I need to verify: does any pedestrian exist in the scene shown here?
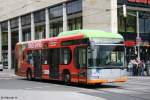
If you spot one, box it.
[139,60,145,76]
[128,60,133,76]
[136,57,142,76]
[132,59,138,76]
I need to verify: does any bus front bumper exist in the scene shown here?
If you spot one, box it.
[87,76,128,84]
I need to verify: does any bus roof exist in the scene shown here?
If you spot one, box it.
[16,30,123,45]
[58,30,123,39]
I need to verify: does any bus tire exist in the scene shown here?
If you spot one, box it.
[27,69,32,81]
[63,72,71,84]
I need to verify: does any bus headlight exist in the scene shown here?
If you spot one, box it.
[87,69,101,79]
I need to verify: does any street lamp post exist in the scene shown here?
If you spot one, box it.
[136,11,140,59]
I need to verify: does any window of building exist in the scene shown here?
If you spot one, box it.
[49,5,63,19]
[118,9,136,33]
[117,0,124,4]
[23,28,31,41]
[139,12,150,33]
[21,14,31,26]
[60,48,72,65]
[10,18,18,29]
[34,10,45,23]
[1,22,8,46]
[67,0,82,15]
[1,21,8,31]
[50,21,63,37]
[35,25,45,40]
[68,17,82,30]
[74,47,87,69]
[2,32,8,46]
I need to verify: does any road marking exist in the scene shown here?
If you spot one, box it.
[100,88,141,94]
[34,87,43,89]
[25,88,33,90]
[0,77,12,80]
[127,81,150,86]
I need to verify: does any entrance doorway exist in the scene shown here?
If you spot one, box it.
[11,31,18,69]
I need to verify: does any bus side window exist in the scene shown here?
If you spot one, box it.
[60,48,72,65]
[27,51,33,65]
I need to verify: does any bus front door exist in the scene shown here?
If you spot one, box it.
[33,50,42,79]
[49,49,60,80]
[75,46,87,83]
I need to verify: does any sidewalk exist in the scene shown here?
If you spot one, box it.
[0,69,16,79]
[128,76,150,79]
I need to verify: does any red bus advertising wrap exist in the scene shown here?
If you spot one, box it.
[15,30,127,85]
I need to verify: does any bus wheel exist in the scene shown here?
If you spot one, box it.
[63,73,71,84]
[27,69,32,81]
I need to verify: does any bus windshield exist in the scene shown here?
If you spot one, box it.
[88,45,124,68]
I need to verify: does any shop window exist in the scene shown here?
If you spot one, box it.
[60,48,72,65]
[49,5,63,19]
[67,0,82,14]
[74,47,87,69]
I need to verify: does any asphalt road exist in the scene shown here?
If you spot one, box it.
[0,76,150,100]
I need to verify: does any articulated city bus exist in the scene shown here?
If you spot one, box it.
[15,30,127,84]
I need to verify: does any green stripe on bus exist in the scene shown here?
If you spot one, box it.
[58,30,123,39]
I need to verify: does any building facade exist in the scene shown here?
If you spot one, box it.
[118,0,150,63]
[0,0,149,69]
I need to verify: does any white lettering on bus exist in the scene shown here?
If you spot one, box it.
[28,42,43,49]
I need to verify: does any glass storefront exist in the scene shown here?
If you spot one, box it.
[118,1,150,62]
[1,21,8,67]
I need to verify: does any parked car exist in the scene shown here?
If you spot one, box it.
[0,61,3,71]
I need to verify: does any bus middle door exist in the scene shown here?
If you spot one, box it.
[33,50,42,79]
